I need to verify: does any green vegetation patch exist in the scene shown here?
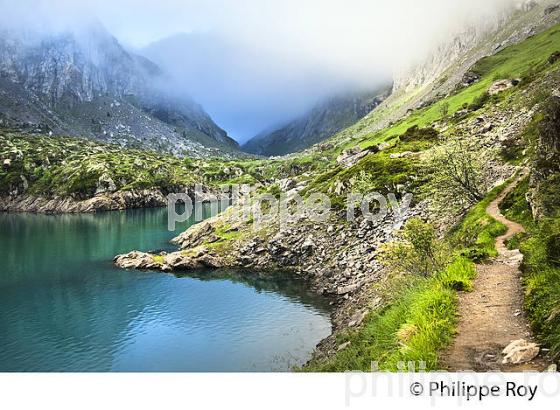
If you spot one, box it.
[306,257,476,371]
[306,179,515,372]
[501,177,560,359]
[346,23,560,156]
[152,255,165,265]
[304,153,416,197]
[0,132,327,199]
[449,184,508,262]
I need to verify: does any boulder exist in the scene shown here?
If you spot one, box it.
[198,254,223,268]
[164,252,196,269]
[390,151,414,159]
[544,4,560,15]
[114,251,159,270]
[317,143,334,151]
[488,79,519,95]
[95,173,117,194]
[453,109,469,119]
[460,71,480,88]
[336,146,377,168]
[480,123,494,133]
[301,236,315,255]
[337,283,360,295]
[171,218,217,249]
[502,339,540,364]
[278,178,297,191]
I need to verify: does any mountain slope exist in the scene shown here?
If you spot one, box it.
[242,89,390,156]
[113,8,560,371]
[316,0,560,150]
[0,25,240,157]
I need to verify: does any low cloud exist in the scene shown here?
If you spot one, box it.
[0,0,519,141]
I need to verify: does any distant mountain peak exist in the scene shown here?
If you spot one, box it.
[0,24,240,158]
[241,88,391,156]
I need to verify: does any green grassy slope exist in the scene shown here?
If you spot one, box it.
[315,22,560,155]
[305,182,508,371]
[305,21,560,372]
[0,130,338,198]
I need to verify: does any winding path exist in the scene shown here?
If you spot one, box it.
[441,174,547,371]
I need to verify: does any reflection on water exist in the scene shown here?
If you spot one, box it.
[0,207,332,372]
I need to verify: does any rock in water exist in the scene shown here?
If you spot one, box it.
[114,251,160,270]
[502,339,540,364]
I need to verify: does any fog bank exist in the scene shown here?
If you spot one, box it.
[0,0,519,141]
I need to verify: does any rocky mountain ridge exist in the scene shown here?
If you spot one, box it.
[0,25,240,157]
[297,0,560,159]
[242,89,390,156]
[392,0,554,93]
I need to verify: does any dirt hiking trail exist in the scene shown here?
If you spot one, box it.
[441,175,548,371]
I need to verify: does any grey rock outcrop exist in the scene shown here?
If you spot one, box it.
[336,146,376,168]
[0,24,239,157]
[0,189,167,213]
[116,198,424,297]
[488,79,520,95]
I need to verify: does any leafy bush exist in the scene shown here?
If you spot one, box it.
[468,92,490,111]
[541,219,560,267]
[521,228,560,358]
[399,125,439,143]
[426,139,487,214]
[380,218,451,277]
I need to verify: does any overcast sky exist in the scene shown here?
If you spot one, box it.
[0,0,517,141]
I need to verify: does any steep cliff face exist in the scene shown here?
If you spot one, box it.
[242,89,390,156]
[392,12,515,93]
[0,26,152,103]
[0,25,239,157]
[392,0,560,101]
[338,0,560,143]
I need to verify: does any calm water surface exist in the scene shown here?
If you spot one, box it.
[0,206,332,371]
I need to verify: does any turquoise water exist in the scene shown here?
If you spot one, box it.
[0,207,332,371]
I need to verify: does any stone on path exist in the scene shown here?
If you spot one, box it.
[502,339,540,364]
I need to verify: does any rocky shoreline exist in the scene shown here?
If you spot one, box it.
[0,189,169,213]
[113,200,425,363]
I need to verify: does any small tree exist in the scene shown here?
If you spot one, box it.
[379,218,450,277]
[426,139,486,213]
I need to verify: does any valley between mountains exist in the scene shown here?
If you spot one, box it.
[2,1,560,372]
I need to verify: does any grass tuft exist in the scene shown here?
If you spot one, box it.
[305,257,476,371]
